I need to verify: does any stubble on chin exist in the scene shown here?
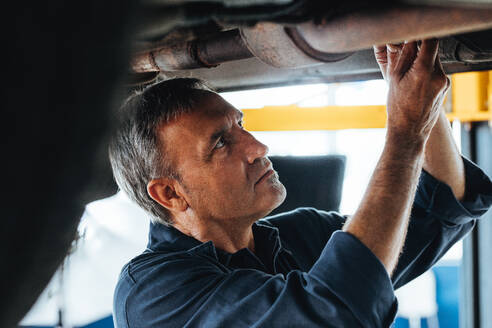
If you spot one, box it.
[268,171,287,204]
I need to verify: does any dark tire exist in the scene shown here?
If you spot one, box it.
[1,1,137,326]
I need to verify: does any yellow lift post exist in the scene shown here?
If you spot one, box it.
[242,72,492,132]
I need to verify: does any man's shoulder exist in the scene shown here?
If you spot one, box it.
[114,246,226,327]
[119,244,224,286]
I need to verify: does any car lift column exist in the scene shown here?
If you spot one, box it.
[452,71,492,328]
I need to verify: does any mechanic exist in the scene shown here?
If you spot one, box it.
[110,39,492,327]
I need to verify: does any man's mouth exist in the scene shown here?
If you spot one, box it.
[255,166,274,186]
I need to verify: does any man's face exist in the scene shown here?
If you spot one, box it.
[158,92,286,223]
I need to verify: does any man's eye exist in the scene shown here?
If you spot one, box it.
[238,120,244,128]
[215,136,226,149]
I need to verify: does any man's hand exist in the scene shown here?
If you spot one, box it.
[343,39,450,275]
[376,40,465,200]
[374,40,450,143]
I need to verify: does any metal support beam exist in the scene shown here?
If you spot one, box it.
[242,105,387,131]
[475,123,492,328]
[460,122,480,328]
[460,121,492,328]
[242,103,471,132]
[241,71,492,132]
[450,72,492,122]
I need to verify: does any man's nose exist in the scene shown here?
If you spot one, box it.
[243,131,269,164]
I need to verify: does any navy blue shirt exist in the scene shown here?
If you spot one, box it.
[113,157,492,328]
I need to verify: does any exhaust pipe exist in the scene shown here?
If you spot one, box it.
[131,5,492,73]
[292,5,492,54]
[131,29,253,73]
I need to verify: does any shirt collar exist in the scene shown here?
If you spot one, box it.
[147,221,203,253]
[147,220,282,273]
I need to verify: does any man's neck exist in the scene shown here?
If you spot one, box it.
[173,214,256,254]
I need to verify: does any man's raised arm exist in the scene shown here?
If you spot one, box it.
[343,39,449,275]
[423,108,465,200]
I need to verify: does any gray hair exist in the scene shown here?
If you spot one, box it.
[109,78,212,226]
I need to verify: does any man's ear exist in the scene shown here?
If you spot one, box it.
[147,178,189,213]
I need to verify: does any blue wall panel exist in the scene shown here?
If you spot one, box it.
[393,265,460,328]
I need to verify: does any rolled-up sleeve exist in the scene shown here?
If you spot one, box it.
[124,232,396,328]
[415,156,492,224]
[308,231,397,327]
[392,156,492,288]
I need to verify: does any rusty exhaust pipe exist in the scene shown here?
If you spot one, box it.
[292,5,492,54]
[131,29,253,73]
[131,5,492,73]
